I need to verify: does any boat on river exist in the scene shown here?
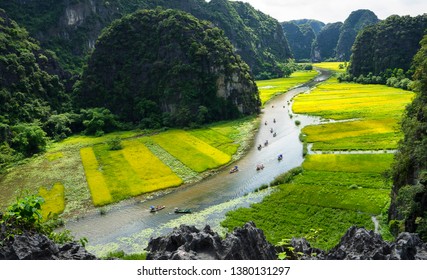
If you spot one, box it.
[174,208,192,214]
[150,205,165,213]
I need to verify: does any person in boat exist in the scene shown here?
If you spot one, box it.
[273,132,277,137]
[265,121,267,125]
[278,154,283,161]
[264,140,268,146]
[270,128,273,133]
[256,163,264,170]
[257,144,262,150]
[230,165,239,173]
[273,118,276,123]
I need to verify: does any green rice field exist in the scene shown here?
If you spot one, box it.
[257,70,318,104]
[294,78,414,150]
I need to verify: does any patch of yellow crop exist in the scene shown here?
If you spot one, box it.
[313,62,347,72]
[303,154,394,173]
[80,147,113,206]
[39,182,65,220]
[257,70,318,104]
[151,130,231,172]
[293,78,414,120]
[120,139,182,194]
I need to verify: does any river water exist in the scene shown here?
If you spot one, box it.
[65,69,331,255]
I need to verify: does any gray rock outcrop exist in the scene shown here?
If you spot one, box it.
[146,222,276,260]
[0,231,96,260]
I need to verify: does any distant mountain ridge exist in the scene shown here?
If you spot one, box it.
[0,0,292,77]
[281,10,378,62]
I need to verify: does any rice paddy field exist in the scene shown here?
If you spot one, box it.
[222,75,413,251]
[0,117,257,216]
[222,153,394,250]
[294,78,414,150]
[257,70,318,104]
[312,62,348,73]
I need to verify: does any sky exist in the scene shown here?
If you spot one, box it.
[229,0,426,23]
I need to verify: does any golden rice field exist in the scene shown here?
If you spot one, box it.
[257,70,318,104]
[295,78,414,150]
[312,62,348,73]
[150,130,231,173]
[39,182,65,220]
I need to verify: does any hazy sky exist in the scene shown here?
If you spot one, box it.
[230,0,426,23]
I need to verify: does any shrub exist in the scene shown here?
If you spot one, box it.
[107,137,122,151]
[270,167,303,186]
[10,123,47,157]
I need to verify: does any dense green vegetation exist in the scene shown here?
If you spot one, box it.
[0,0,292,77]
[289,19,325,35]
[311,22,343,62]
[347,14,427,84]
[335,9,378,61]
[281,22,316,61]
[77,9,260,127]
[0,9,71,168]
[389,35,427,240]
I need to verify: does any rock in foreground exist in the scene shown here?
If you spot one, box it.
[0,232,96,260]
[146,222,276,260]
[147,223,427,260]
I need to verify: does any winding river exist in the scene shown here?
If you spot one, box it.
[65,69,332,255]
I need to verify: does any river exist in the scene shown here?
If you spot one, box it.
[65,69,332,255]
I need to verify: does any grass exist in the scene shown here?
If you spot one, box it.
[257,70,318,104]
[39,182,65,220]
[150,130,231,172]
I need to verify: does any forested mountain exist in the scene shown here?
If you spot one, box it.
[281,22,316,61]
[0,9,71,165]
[0,0,291,78]
[349,14,427,77]
[389,35,427,240]
[289,19,325,35]
[311,22,343,62]
[77,9,260,127]
[335,9,379,61]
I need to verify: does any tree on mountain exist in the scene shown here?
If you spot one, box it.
[390,34,427,240]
